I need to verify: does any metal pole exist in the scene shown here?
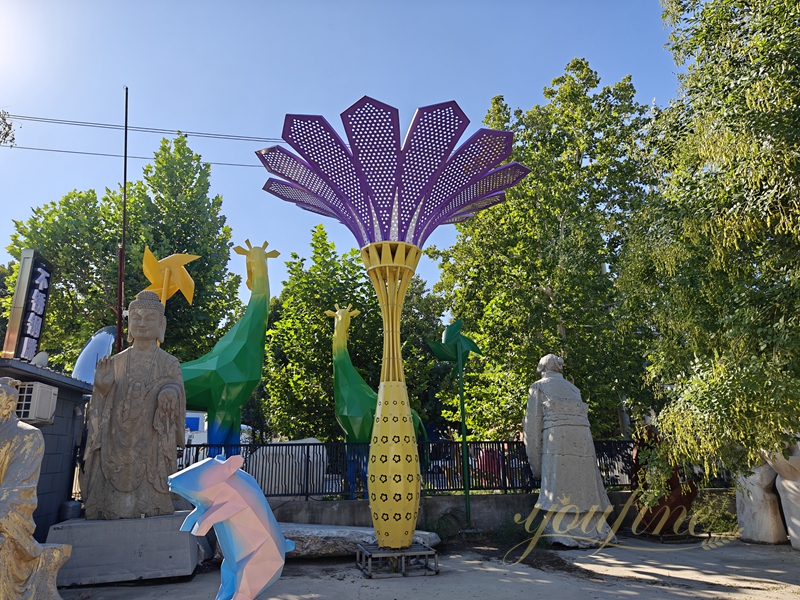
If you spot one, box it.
[458,345,471,528]
[116,86,128,353]
[304,443,310,501]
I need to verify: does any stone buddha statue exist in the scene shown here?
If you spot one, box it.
[80,291,186,520]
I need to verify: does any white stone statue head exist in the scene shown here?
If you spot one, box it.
[127,290,167,344]
[537,354,564,376]
[0,377,21,421]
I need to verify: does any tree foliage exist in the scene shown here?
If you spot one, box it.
[432,59,656,440]
[3,135,241,369]
[260,225,447,441]
[619,0,800,477]
[0,262,12,344]
[0,110,14,146]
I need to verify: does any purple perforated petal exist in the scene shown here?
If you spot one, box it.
[411,129,513,241]
[257,147,370,246]
[442,192,506,224]
[282,114,380,241]
[257,146,341,207]
[414,163,530,247]
[263,179,368,247]
[341,97,401,241]
[260,97,529,249]
[397,101,469,240]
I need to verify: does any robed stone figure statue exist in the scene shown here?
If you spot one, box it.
[81,290,186,520]
[524,354,614,547]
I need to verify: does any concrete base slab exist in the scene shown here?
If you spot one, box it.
[278,522,440,557]
[46,511,198,586]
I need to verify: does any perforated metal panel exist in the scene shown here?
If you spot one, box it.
[409,129,513,245]
[396,102,468,240]
[442,192,507,224]
[416,162,530,247]
[342,97,401,241]
[283,115,378,241]
[259,96,530,247]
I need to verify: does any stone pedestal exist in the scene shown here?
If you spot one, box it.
[46,510,197,585]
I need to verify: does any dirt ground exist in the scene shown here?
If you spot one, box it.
[60,534,800,600]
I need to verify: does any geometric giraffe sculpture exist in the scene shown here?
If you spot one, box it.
[326,303,426,499]
[181,240,279,452]
[326,303,426,444]
[326,303,377,443]
[259,96,530,547]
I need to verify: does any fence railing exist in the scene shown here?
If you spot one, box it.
[178,439,635,499]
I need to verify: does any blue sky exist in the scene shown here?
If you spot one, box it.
[1,1,678,299]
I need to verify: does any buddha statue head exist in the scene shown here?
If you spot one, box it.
[127,291,166,344]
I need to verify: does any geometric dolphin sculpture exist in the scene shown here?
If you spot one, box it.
[168,455,294,600]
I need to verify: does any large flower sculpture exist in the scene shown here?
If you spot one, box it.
[258,97,529,548]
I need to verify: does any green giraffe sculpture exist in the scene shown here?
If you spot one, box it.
[181,240,279,452]
[325,304,426,442]
[326,304,425,498]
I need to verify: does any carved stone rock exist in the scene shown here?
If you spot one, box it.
[524,354,614,548]
[0,377,71,599]
[738,443,800,550]
[80,290,186,520]
[278,523,440,558]
[736,464,788,545]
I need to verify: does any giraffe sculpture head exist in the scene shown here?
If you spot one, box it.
[233,240,280,292]
[325,303,360,349]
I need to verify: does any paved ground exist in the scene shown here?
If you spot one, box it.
[59,536,800,600]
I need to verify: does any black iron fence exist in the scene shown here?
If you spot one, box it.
[178,439,635,499]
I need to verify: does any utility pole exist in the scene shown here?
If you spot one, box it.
[116,87,128,353]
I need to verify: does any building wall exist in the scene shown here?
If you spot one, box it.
[33,392,86,540]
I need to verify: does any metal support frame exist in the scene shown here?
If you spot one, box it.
[356,542,439,578]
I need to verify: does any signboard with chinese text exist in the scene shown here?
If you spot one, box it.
[1,249,54,362]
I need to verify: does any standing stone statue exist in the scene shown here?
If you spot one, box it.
[0,377,71,600]
[524,354,614,547]
[80,290,186,520]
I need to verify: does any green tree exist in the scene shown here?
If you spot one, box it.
[620,0,800,478]
[0,262,13,344]
[261,225,446,441]
[0,110,14,146]
[4,135,241,369]
[432,59,655,440]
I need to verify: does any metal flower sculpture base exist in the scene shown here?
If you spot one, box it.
[258,96,530,549]
[362,241,421,547]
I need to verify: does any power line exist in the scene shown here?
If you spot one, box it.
[8,114,283,144]
[0,144,262,168]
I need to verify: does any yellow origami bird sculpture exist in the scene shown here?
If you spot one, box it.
[142,246,200,305]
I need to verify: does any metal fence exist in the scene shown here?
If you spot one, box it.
[178,439,635,499]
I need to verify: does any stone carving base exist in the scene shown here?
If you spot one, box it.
[541,513,615,549]
[45,511,197,585]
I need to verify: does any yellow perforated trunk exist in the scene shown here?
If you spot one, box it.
[361,241,421,549]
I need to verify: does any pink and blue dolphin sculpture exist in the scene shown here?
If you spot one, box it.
[168,454,294,600]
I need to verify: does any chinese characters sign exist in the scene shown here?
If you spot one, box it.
[1,250,54,362]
